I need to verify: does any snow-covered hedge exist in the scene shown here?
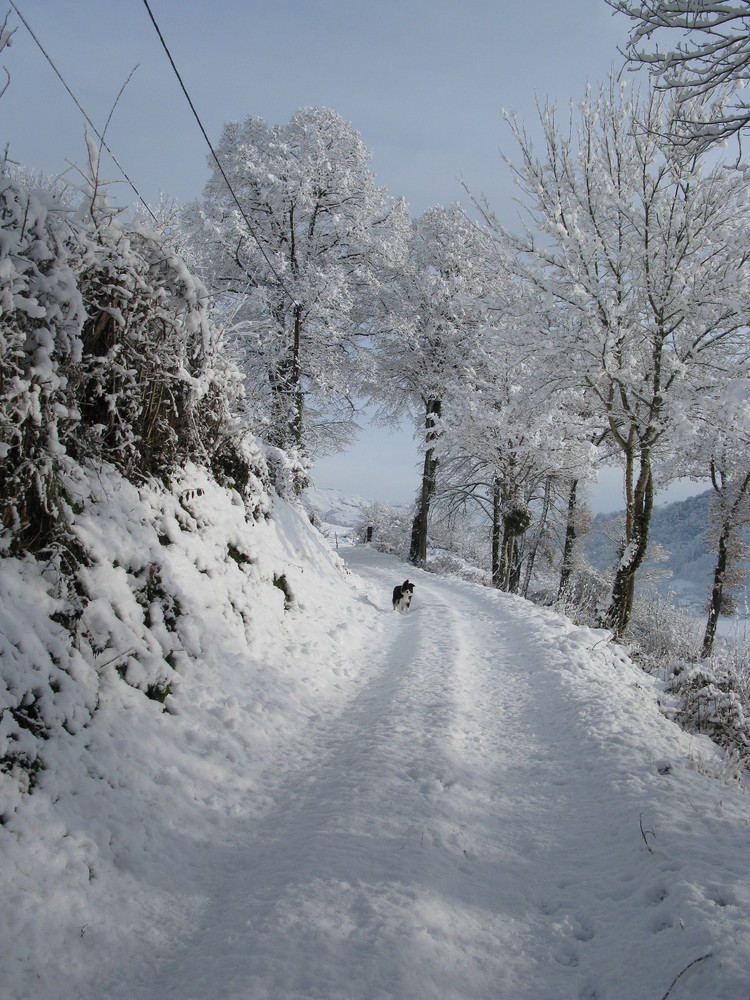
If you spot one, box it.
[0,176,84,550]
[0,163,251,556]
[0,163,273,786]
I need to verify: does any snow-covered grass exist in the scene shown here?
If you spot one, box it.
[625,589,706,673]
[2,477,750,999]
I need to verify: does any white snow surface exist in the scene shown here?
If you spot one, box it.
[2,472,750,1000]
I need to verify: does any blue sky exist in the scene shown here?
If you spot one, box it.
[2,1,703,511]
[3,1,623,217]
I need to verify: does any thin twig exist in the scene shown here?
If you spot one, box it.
[89,64,140,220]
[591,632,614,651]
[660,952,713,1000]
[639,811,655,853]
[96,647,136,671]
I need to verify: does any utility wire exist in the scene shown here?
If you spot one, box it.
[7,0,158,222]
[141,0,297,305]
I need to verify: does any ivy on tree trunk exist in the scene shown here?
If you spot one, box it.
[409,397,441,566]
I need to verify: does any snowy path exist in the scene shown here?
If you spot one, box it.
[91,547,749,1000]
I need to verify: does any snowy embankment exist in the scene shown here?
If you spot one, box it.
[2,473,750,1000]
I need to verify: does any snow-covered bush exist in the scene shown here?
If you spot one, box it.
[0,549,99,789]
[626,590,704,674]
[0,160,276,787]
[0,161,251,555]
[210,430,270,519]
[263,444,309,499]
[0,175,85,552]
[555,562,611,627]
[425,550,489,585]
[666,662,750,769]
[712,613,750,706]
[71,187,235,483]
[356,501,412,556]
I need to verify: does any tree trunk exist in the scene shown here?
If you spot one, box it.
[498,517,515,592]
[496,494,531,593]
[409,398,441,566]
[491,479,502,588]
[267,303,304,451]
[702,523,729,660]
[557,478,579,600]
[522,477,552,598]
[290,303,304,447]
[508,537,523,594]
[603,447,653,637]
[701,464,750,659]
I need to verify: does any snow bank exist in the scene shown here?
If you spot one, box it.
[0,462,368,999]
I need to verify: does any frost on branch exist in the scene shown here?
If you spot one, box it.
[606,0,750,152]
[72,210,229,482]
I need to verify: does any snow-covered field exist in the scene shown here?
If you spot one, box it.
[2,475,750,999]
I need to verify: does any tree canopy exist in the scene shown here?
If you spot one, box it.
[185,107,409,460]
[607,0,750,152]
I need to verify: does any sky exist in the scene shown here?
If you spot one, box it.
[0,0,704,512]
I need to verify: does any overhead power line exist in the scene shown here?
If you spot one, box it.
[7,0,158,222]
[141,0,297,304]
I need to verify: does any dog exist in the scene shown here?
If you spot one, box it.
[392,579,415,613]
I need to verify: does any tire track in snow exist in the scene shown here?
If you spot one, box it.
[118,551,547,1000]
[225,552,558,1000]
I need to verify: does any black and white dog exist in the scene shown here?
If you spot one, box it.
[392,579,415,613]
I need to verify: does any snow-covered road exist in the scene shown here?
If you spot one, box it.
[86,545,750,1000]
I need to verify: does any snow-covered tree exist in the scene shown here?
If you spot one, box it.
[676,380,750,658]
[368,204,495,566]
[185,107,408,464]
[606,0,750,152]
[436,317,597,594]
[483,78,750,634]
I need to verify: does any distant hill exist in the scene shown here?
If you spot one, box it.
[302,485,373,529]
[585,490,749,609]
